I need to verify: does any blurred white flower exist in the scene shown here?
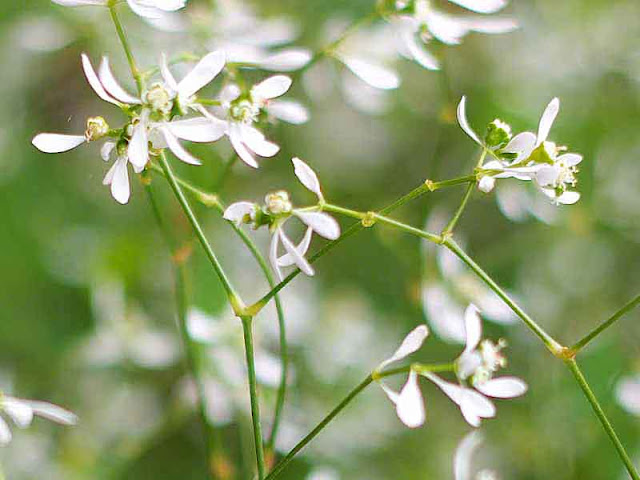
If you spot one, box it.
[615,375,640,416]
[0,395,77,446]
[225,158,340,279]
[391,0,517,71]
[454,431,500,480]
[52,0,186,20]
[375,325,429,428]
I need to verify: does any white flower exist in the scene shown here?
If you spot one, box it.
[213,76,307,167]
[224,158,340,279]
[454,431,500,480]
[375,325,429,428]
[0,395,77,446]
[51,0,186,20]
[457,96,582,205]
[392,0,517,71]
[616,375,640,416]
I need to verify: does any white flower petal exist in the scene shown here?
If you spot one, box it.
[378,325,429,371]
[151,0,185,12]
[160,53,179,92]
[25,401,78,425]
[395,371,425,428]
[422,284,466,344]
[457,96,482,145]
[2,398,33,428]
[341,56,400,90]
[279,229,314,276]
[534,165,560,187]
[277,227,313,268]
[536,97,560,145]
[32,133,85,153]
[555,190,580,205]
[260,49,312,72]
[219,84,241,105]
[126,0,162,19]
[616,376,640,416]
[100,141,116,161]
[478,176,496,193]
[81,53,119,105]
[292,157,322,199]
[178,50,226,99]
[229,127,258,168]
[448,0,508,14]
[459,389,496,426]
[103,157,130,204]
[223,202,255,224]
[0,417,12,446]
[475,377,528,398]
[251,75,292,101]
[454,431,483,480]
[464,16,519,35]
[402,29,440,71]
[379,382,400,404]
[558,152,583,167]
[128,121,149,172]
[52,0,105,5]
[502,131,536,156]
[267,100,310,125]
[294,211,340,240]
[240,125,279,158]
[167,117,226,142]
[269,230,283,281]
[162,128,202,165]
[426,10,469,45]
[98,57,141,104]
[463,304,482,354]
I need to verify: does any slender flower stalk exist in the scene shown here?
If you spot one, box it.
[572,294,640,353]
[108,5,142,93]
[240,316,266,480]
[566,360,640,480]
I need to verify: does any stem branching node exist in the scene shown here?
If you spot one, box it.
[361,211,377,227]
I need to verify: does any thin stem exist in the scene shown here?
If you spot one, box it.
[379,175,475,214]
[266,363,453,479]
[444,238,563,355]
[572,294,640,353]
[566,360,640,480]
[108,4,143,94]
[442,151,484,235]
[143,182,216,479]
[158,152,244,312]
[240,316,266,480]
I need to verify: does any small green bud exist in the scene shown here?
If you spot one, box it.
[484,119,512,149]
[528,141,557,165]
[85,116,109,142]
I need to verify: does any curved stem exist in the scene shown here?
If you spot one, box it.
[240,316,266,479]
[158,152,244,312]
[566,360,640,480]
[572,294,640,353]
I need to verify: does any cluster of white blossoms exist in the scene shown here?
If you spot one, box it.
[224,158,340,280]
[32,50,308,204]
[374,304,526,428]
[0,394,77,446]
[458,96,583,205]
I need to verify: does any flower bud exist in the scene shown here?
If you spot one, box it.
[265,191,292,216]
[145,83,173,115]
[84,116,109,142]
[484,119,512,149]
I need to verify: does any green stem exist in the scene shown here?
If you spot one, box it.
[143,182,216,479]
[266,363,453,479]
[442,151,485,235]
[158,152,244,313]
[443,238,562,355]
[379,175,475,214]
[566,360,640,480]
[240,316,266,480]
[572,294,640,353]
[108,4,143,94]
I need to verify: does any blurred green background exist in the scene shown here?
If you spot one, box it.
[0,0,639,478]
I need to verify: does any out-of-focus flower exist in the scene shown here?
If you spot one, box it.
[390,0,517,71]
[454,431,499,480]
[615,375,640,416]
[375,325,429,428]
[52,0,186,20]
[209,75,308,167]
[0,395,77,446]
[224,158,340,279]
[458,96,583,205]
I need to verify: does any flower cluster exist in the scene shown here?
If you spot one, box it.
[0,394,77,446]
[458,96,583,205]
[224,158,340,279]
[32,52,307,203]
[374,304,526,428]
